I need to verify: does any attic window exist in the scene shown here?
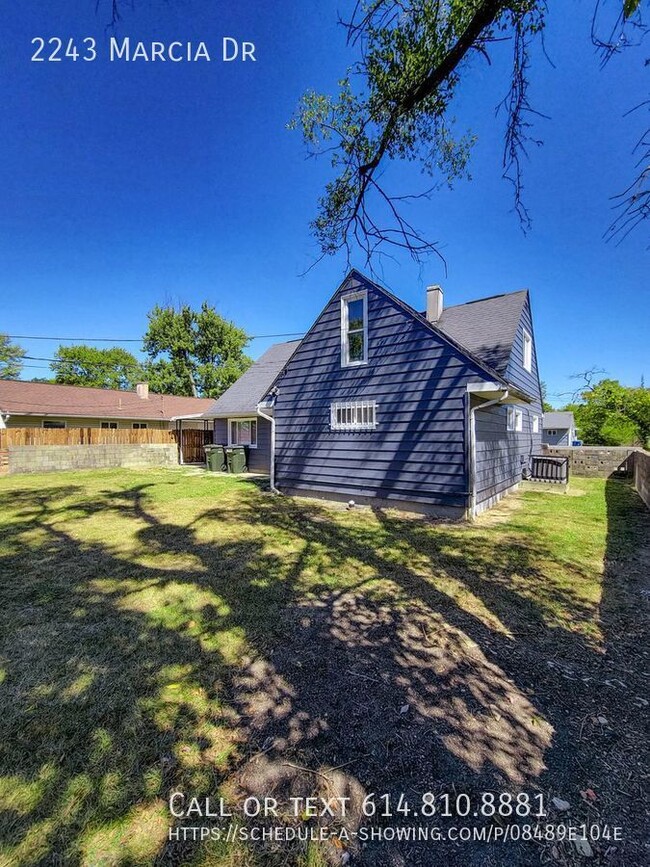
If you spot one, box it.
[341,291,367,367]
[523,329,532,372]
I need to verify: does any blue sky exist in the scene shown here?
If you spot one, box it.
[2,1,648,403]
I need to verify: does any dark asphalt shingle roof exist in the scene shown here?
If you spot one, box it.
[543,411,575,429]
[201,340,300,416]
[434,289,529,375]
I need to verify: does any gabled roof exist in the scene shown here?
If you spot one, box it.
[433,290,529,375]
[0,379,214,420]
[200,340,300,417]
[543,411,575,429]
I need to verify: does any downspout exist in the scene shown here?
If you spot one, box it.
[256,404,279,494]
[468,389,509,520]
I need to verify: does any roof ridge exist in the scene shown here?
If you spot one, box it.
[441,288,528,313]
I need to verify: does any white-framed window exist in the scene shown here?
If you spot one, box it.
[229,418,257,447]
[341,291,367,367]
[101,421,118,430]
[330,400,377,431]
[522,329,532,372]
[532,415,539,434]
[132,422,147,430]
[42,419,66,429]
[507,407,523,432]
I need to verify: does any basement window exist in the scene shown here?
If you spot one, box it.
[523,329,533,372]
[229,419,257,447]
[330,400,377,431]
[341,291,367,366]
[42,420,66,429]
[507,407,523,432]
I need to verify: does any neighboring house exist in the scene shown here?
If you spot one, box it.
[542,411,577,446]
[194,270,543,518]
[0,380,214,429]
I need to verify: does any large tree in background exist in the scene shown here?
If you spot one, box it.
[564,378,650,447]
[291,0,647,265]
[52,345,144,389]
[143,302,252,399]
[0,335,26,379]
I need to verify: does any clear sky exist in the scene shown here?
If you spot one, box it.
[2,1,648,403]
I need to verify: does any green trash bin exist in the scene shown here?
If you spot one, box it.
[225,446,247,474]
[205,445,226,472]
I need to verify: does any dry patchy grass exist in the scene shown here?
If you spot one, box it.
[0,469,647,866]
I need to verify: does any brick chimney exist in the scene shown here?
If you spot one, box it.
[136,382,149,400]
[426,285,443,323]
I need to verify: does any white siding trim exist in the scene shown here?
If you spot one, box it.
[340,290,368,367]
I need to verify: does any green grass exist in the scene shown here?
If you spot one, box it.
[0,468,647,866]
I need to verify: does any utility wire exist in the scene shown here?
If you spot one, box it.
[6,331,305,342]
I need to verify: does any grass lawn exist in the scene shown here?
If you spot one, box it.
[0,469,648,866]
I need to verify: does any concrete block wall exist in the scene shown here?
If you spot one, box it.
[7,443,178,475]
[542,445,638,478]
[633,451,650,510]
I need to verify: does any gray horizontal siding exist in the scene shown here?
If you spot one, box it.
[505,296,542,402]
[274,274,500,511]
[473,400,542,504]
[542,428,570,446]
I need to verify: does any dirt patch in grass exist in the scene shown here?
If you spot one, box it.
[0,470,648,866]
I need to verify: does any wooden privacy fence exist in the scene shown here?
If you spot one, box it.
[2,427,178,446]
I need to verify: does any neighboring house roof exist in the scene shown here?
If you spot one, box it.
[543,411,575,429]
[432,289,529,375]
[200,340,301,417]
[0,379,214,420]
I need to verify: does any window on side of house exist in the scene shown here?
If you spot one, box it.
[546,429,557,437]
[101,422,118,429]
[532,415,539,433]
[229,419,257,447]
[507,407,523,432]
[43,420,66,429]
[132,423,148,430]
[522,329,533,372]
[330,400,377,431]
[341,291,367,367]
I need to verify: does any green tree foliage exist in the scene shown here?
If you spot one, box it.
[143,302,252,399]
[568,379,650,447]
[52,345,144,390]
[0,334,26,379]
[292,0,648,263]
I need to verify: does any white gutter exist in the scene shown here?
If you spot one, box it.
[468,388,509,520]
[256,403,279,494]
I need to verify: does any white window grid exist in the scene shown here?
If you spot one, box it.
[330,400,377,431]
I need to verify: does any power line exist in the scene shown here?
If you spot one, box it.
[6,331,305,343]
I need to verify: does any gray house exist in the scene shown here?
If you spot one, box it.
[196,270,543,518]
[542,411,577,446]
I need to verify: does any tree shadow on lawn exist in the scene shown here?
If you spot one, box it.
[0,476,647,866]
